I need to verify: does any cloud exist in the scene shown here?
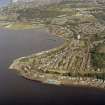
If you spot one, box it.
[12,0,18,2]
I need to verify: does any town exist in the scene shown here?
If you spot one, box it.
[7,0,105,89]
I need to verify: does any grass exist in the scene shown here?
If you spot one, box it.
[6,23,34,30]
[0,15,8,20]
[0,22,45,30]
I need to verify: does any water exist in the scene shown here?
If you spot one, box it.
[0,28,105,105]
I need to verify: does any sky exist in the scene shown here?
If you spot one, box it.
[0,0,9,6]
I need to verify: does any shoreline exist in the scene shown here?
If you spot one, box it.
[10,60,105,89]
[9,38,105,89]
[8,11,105,89]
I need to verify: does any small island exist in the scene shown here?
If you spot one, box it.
[2,0,105,89]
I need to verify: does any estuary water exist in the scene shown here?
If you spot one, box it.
[0,28,105,105]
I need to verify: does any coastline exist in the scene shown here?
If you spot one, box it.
[7,8,105,89]
[9,38,105,89]
[9,57,105,89]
